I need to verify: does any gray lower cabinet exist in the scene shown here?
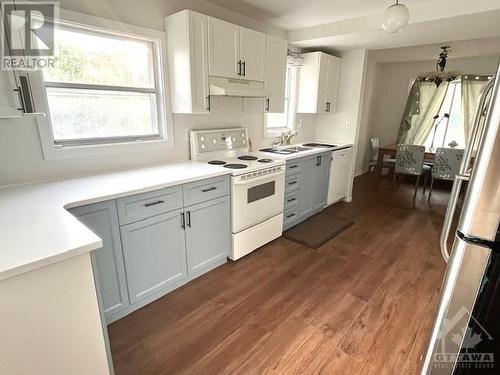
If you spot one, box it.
[284,152,331,230]
[69,201,130,323]
[120,208,188,304]
[185,196,230,278]
[69,175,231,325]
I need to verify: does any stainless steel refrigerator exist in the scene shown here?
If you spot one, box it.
[421,64,500,374]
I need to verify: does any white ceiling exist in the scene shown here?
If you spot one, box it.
[205,0,500,52]
[205,0,432,30]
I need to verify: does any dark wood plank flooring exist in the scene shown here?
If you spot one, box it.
[108,174,450,374]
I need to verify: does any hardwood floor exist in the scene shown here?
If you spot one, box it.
[108,174,450,374]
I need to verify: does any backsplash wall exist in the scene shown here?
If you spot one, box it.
[0,97,316,186]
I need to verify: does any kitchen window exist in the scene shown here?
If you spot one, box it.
[264,67,297,136]
[32,11,172,159]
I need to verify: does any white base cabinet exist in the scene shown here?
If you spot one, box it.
[296,51,341,114]
[327,147,353,205]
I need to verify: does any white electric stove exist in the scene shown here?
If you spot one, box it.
[190,128,285,260]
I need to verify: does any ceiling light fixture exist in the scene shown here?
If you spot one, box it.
[382,0,409,33]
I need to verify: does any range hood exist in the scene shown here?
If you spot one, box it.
[209,76,269,98]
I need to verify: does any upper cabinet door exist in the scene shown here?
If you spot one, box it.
[0,70,22,118]
[265,36,287,113]
[239,27,266,81]
[296,51,341,114]
[166,10,210,114]
[316,52,330,113]
[208,17,240,79]
[325,55,341,113]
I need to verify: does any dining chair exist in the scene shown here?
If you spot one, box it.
[368,137,395,174]
[428,147,464,200]
[394,144,432,199]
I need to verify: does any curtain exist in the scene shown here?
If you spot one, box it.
[398,80,449,145]
[461,75,492,140]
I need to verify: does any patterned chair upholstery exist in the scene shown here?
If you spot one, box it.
[395,144,431,199]
[428,147,464,200]
[432,148,464,180]
[395,144,426,175]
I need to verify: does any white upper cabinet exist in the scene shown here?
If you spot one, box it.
[264,36,287,113]
[165,10,210,113]
[325,54,341,113]
[208,17,266,82]
[0,70,23,118]
[239,27,266,81]
[297,51,341,114]
[208,17,240,80]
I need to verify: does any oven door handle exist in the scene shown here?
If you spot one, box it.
[233,170,285,185]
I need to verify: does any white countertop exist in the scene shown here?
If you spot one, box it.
[260,143,353,160]
[0,162,232,281]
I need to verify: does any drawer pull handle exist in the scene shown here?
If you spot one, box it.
[288,181,297,185]
[144,200,165,207]
[289,165,298,169]
[202,186,217,193]
[287,198,296,202]
[287,213,295,218]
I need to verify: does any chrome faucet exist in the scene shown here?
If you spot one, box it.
[276,129,298,146]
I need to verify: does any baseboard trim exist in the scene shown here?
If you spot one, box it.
[354,169,368,177]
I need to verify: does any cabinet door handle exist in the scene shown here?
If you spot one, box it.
[144,200,164,207]
[186,211,191,228]
[242,61,246,76]
[181,212,185,229]
[237,60,242,76]
[14,87,26,112]
[319,156,322,166]
[206,96,211,111]
[288,181,297,185]
[202,186,217,193]
[287,197,296,203]
[289,165,298,169]
[265,98,270,112]
[286,213,295,218]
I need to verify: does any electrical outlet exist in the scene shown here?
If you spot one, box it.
[346,121,352,128]
[297,118,303,129]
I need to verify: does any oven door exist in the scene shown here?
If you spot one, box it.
[231,171,285,233]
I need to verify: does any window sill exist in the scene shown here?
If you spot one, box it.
[40,137,173,160]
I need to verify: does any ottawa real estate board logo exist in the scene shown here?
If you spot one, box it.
[434,306,494,370]
[1,1,58,70]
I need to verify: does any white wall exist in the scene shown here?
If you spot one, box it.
[0,0,311,186]
[354,53,500,174]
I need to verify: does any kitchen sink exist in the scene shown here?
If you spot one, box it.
[301,143,337,148]
[260,146,312,154]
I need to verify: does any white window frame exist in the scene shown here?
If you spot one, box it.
[264,66,297,137]
[30,9,173,160]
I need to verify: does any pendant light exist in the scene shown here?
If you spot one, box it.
[382,0,409,33]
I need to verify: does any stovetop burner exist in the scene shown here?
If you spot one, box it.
[208,160,227,165]
[237,155,258,161]
[258,158,274,163]
[223,163,248,169]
